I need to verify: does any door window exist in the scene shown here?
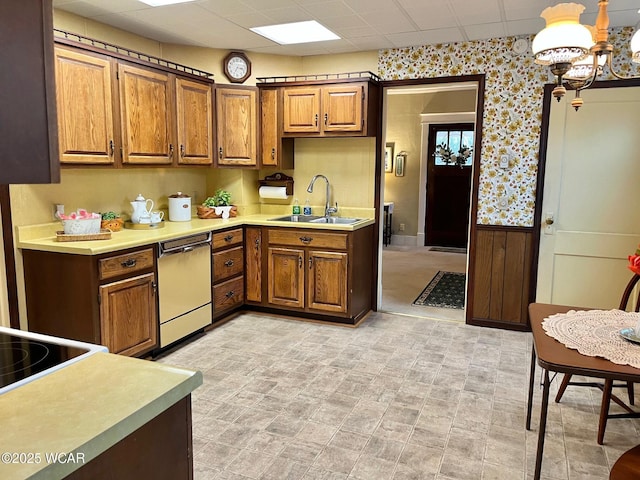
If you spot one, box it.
[434,127,474,166]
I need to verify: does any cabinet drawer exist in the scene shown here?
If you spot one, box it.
[213,246,244,282]
[99,248,154,281]
[213,276,244,312]
[212,228,243,250]
[268,229,347,249]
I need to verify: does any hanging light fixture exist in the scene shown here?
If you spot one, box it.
[532,1,640,110]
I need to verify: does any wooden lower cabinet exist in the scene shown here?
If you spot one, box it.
[260,225,373,324]
[99,273,157,357]
[245,226,262,303]
[212,228,244,320]
[66,396,193,479]
[23,246,158,357]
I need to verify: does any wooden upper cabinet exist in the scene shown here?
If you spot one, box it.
[283,87,322,134]
[282,83,369,136]
[322,85,363,133]
[0,0,59,183]
[260,87,293,169]
[216,87,257,167]
[175,78,213,165]
[118,63,175,165]
[55,47,117,165]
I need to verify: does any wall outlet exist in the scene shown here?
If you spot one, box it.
[399,223,405,231]
[499,155,509,169]
[54,204,64,219]
[497,196,509,211]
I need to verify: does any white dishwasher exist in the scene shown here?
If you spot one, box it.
[157,232,212,348]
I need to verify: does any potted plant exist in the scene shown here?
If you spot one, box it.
[197,189,237,219]
[100,211,124,231]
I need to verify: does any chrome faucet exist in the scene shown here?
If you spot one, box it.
[306,174,338,217]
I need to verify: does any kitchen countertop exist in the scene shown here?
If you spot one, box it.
[16,214,375,255]
[0,352,202,479]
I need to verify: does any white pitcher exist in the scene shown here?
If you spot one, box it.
[130,193,154,224]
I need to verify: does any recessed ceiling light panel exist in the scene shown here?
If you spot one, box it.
[250,20,340,45]
[138,0,196,6]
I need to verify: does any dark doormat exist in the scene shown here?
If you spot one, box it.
[412,271,465,309]
[429,246,467,254]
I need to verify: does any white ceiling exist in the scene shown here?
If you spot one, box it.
[52,0,640,57]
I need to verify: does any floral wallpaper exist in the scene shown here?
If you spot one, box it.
[378,27,639,227]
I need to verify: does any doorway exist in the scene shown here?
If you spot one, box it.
[425,123,474,248]
[378,77,483,323]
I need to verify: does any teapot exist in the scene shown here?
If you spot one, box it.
[130,194,154,224]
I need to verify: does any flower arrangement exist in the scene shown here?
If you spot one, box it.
[57,209,102,235]
[434,143,473,166]
[100,211,124,231]
[628,245,640,275]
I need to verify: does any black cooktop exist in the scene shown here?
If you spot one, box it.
[0,332,88,390]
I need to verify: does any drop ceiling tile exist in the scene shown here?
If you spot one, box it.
[463,22,507,41]
[358,10,416,34]
[404,7,460,30]
[346,35,394,50]
[501,0,553,21]
[505,18,545,37]
[197,0,255,16]
[448,0,502,24]
[299,1,355,19]
[386,27,465,49]
[225,12,273,28]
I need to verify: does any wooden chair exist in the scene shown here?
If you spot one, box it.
[554,273,640,444]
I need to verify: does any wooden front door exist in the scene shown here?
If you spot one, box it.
[425,123,474,248]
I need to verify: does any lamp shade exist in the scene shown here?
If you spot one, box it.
[631,28,640,63]
[564,54,606,80]
[532,3,593,65]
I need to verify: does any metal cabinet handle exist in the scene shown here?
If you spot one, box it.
[271,148,275,160]
[169,144,174,159]
[225,290,235,298]
[224,234,233,242]
[324,112,328,125]
[121,258,137,268]
[314,113,318,126]
[255,238,260,250]
[308,257,313,269]
[224,259,234,267]
[298,256,302,268]
[180,144,185,158]
[219,147,223,159]
[109,139,115,157]
[299,236,312,244]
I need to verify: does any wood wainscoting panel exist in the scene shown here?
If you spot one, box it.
[470,225,534,330]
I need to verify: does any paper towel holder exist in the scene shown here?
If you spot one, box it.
[259,172,293,196]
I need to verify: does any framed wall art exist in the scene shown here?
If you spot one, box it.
[384,142,394,173]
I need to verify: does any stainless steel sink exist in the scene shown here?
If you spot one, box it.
[269,215,324,222]
[309,217,361,224]
[268,215,361,225]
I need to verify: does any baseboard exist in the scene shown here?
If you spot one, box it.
[390,235,418,246]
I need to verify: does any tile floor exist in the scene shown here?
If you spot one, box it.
[157,311,640,480]
[381,245,466,322]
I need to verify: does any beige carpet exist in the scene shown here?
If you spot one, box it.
[381,245,466,322]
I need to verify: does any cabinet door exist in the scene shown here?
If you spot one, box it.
[55,47,117,165]
[283,87,321,134]
[260,88,293,168]
[119,64,175,164]
[216,87,257,166]
[307,251,348,313]
[245,226,262,303]
[322,85,364,133]
[176,78,213,165]
[99,272,158,357]
[268,247,304,308]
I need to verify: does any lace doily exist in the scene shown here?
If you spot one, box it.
[542,309,640,369]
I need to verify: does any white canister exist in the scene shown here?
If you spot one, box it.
[168,192,192,221]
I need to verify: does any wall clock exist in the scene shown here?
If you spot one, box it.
[223,51,251,84]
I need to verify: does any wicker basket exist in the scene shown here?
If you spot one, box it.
[197,205,238,219]
[101,218,124,232]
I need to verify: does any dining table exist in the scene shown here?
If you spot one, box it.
[526,303,640,480]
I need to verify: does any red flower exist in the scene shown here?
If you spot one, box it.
[628,247,640,275]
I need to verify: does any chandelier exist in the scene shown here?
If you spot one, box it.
[532,1,640,110]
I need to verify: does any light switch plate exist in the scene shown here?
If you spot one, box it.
[497,196,509,210]
[499,155,509,169]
